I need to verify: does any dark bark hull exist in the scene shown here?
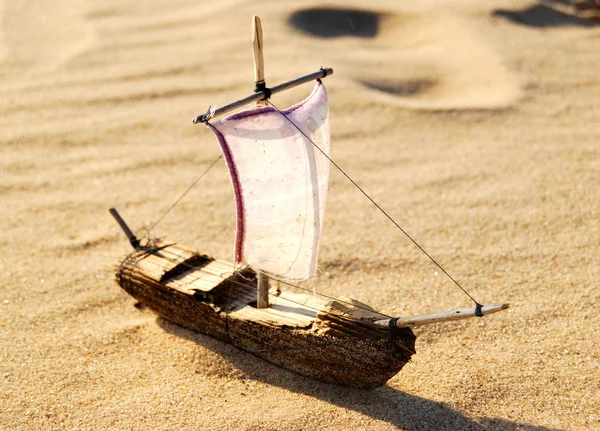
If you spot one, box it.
[116,243,416,388]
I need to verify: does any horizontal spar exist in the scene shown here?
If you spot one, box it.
[374,303,509,329]
[192,67,333,124]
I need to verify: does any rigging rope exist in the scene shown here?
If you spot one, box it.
[266,97,482,307]
[138,155,223,241]
[137,87,482,309]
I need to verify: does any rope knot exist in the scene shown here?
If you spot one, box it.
[254,81,272,100]
[192,106,216,124]
[475,303,483,317]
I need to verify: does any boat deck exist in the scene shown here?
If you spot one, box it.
[134,243,331,328]
[228,289,330,327]
[116,241,416,388]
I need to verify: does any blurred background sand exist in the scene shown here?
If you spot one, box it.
[1,0,598,429]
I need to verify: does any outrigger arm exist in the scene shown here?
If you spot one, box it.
[374,303,509,329]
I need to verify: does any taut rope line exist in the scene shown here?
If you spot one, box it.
[266,96,483,307]
[139,155,223,240]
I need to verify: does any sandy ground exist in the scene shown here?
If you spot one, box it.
[1,0,599,430]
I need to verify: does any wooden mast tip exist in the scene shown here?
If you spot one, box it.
[252,15,266,89]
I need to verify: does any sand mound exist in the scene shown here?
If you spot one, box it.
[289,7,520,110]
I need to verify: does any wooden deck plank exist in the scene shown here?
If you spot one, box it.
[227,288,329,327]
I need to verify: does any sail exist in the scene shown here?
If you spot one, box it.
[208,82,330,281]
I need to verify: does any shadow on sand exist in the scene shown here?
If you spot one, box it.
[158,318,562,431]
[493,2,600,27]
[288,8,384,38]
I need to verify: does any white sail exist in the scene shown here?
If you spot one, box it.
[208,82,330,281]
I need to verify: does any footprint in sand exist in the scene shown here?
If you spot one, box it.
[288,7,520,110]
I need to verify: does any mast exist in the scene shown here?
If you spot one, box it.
[252,15,270,309]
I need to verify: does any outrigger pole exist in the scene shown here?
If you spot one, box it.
[374,303,509,329]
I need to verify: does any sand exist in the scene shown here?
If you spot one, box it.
[1,0,598,429]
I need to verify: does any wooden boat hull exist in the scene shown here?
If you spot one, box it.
[116,242,416,388]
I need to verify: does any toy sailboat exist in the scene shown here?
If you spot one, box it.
[110,17,508,388]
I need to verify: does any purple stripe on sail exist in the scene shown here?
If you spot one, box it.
[206,123,245,263]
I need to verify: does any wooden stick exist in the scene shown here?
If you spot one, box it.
[257,271,269,309]
[109,208,140,249]
[192,68,333,124]
[373,303,509,329]
[252,15,267,106]
[252,16,269,308]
